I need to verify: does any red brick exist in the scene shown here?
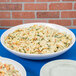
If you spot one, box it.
[37,12,59,18]
[73,20,76,26]
[0,20,23,26]
[63,0,76,1]
[74,3,76,9]
[0,12,10,18]
[37,0,60,2]
[0,4,22,10]
[24,3,47,10]
[61,11,76,18]
[24,20,47,23]
[12,12,35,18]
[0,0,9,2]
[49,3,72,10]
[12,0,34,2]
[49,20,71,26]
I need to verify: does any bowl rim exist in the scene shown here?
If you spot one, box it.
[1,22,76,56]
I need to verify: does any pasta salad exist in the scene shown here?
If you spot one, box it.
[0,62,21,76]
[4,25,72,54]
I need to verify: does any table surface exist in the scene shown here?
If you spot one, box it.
[0,29,76,76]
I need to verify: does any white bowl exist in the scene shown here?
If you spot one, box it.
[1,23,75,60]
[0,57,26,76]
[40,59,76,76]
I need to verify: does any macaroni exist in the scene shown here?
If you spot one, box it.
[4,25,72,54]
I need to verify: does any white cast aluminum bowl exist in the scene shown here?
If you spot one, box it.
[0,57,26,76]
[1,23,75,60]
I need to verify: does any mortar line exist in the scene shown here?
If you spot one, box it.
[71,19,73,26]
[0,26,12,28]
[47,2,50,11]
[72,2,74,10]
[66,26,76,28]
[10,0,11,2]
[60,0,62,2]
[59,11,61,18]
[22,2,24,11]
[47,19,49,23]
[35,0,37,3]
[10,11,12,19]
[23,20,24,24]
[0,10,75,12]
[0,18,74,20]
[0,2,75,3]
[1,26,76,28]
[35,12,37,19]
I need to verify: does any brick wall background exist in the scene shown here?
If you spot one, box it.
[0,0,76,29]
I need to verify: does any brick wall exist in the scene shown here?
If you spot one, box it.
[0,0,76,29]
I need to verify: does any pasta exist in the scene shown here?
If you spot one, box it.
[4,25,72,54]
[0,62,21,76]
